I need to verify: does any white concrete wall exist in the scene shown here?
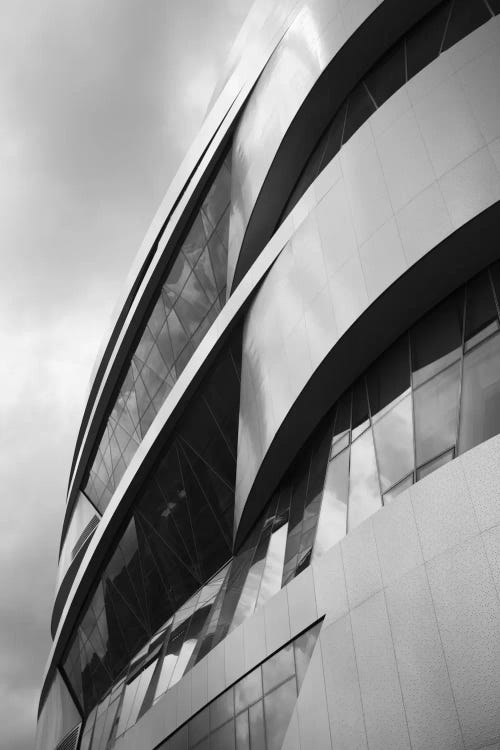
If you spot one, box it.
[116,434,500,750]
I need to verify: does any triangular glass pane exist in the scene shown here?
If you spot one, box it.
[174,272,212,336]
[108,431,123,470]
[139,401,158,437]
[178,436,234,518]
[104,547,148,634]
[133,371,152,424]
[194,246,219,304]
[208,231,228,296]
[148,296,169,339]
[121,435,139,467]
[111,456,127,490]
[176,488,230,604]
[202,162,231,232]
[114,423,135,454]
[119,519,151,632]
[293,621,322,691]
[151,322,174,374]
[174,341,196,378]
[182,213,208,267]
[163,252,191,306]
[167,308,190,360]
[105,580,148,655]
[151,374,175,414]
[124,378,140,432]
[135,324,156,364]
[134,513,176,631]
[140,458,199,574]
[140,362,167,402]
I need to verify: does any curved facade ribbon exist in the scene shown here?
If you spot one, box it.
[37,3,500,750]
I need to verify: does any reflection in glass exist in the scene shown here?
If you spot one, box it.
[383,474,413,504]
[262,643,295,694]
[414,362,460,467]
[123,660,157,733]
[332,392,351,446]
[115,678,140,738]
[235,711,250,750]
[249,701,266,750]
[294,622,321,690]
[416,449,454,480]
[263,677,297,750]
[312,448,349,562]
[348,429,381,530]
[83,152,231,514]
[210,719,235,750]
[255,523,288,609]
[234,668,262,713]
[368,337,410,419]
[411,292,463,387]
[351,379,369,440]
[372,393,414,491]
[464,271,499,350]
[210,689,234,731]
[189,707,209,746]
[459,333,500,453]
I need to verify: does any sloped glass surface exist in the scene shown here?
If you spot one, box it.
[83,151,232,514]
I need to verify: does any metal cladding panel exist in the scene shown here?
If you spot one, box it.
[234,23,500,539]
[227,0,378,290]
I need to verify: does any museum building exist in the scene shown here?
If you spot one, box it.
[37,1,500,749]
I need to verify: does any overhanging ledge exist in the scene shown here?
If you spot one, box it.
[234,203,500,549]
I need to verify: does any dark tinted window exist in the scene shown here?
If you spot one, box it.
[464,271,499,348]
[367,336,410,417]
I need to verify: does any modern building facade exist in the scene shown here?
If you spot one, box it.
[36,1,500,749]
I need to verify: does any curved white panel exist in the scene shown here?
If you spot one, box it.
[236,20,500,529]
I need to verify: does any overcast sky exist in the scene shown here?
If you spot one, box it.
[0,1,252,747]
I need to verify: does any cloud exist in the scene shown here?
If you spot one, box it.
[0,0,253,748]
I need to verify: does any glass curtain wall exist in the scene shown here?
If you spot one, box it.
[313,263,500,555]
[84,151,232,514]
[280,0,499,222]
[60,262,500,743]
[62,337,241,718]
[80,622,321,750]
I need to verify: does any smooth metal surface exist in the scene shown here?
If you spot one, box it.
[227,0,444,292]
[235,19,500,543]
